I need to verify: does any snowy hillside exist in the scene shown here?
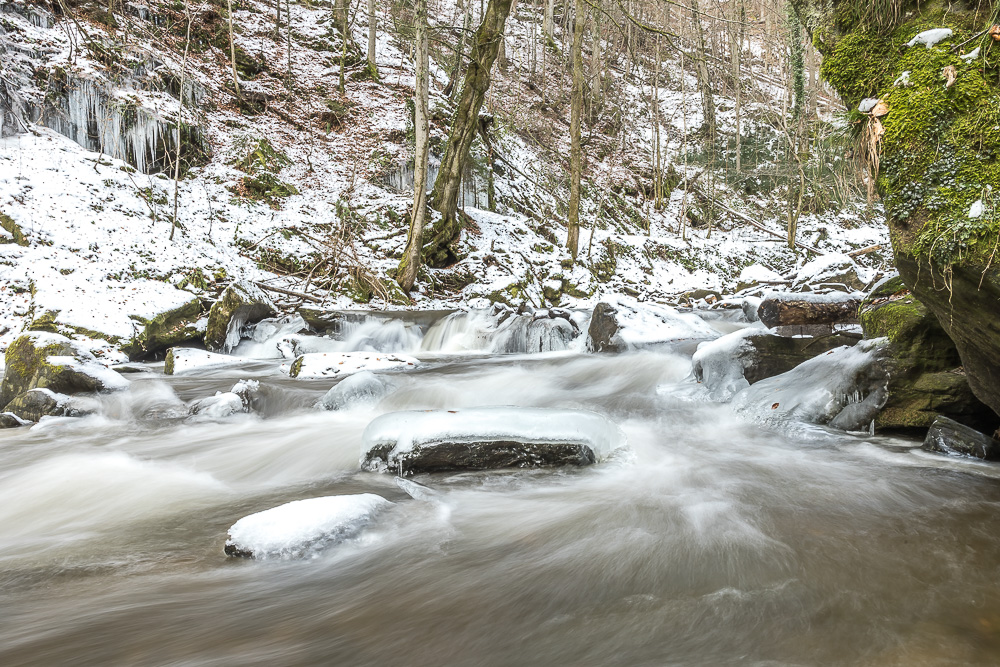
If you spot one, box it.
[0,0,888,357]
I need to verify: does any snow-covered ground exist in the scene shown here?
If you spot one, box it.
[0,0,890,359]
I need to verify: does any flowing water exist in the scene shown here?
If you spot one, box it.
[3,310,1000,666]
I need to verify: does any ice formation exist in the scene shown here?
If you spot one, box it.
[224,494,392,559]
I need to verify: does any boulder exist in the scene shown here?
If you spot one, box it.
[361,407,625,475]
[124,296,205,360]
[204,281,277,353]
[922,416,1000,461]
[587,296,717,353]
[692,329,862,401]
[758,291,861,329]
[0,332,128,409]
[288,352,418,379]
[731,339,891,432]
[859,276,995,430]
[4,388,71,422]
[0,412,29,428]
[225,494,392,559]
[792,253,869,292]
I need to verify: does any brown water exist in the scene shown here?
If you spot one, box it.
[3,348,1000,666]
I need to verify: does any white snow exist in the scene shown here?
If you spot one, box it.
[960,47,981,62]
[317,370,389,410]
[600,295,719,349]
[892,71,911,87]
[738,264,783,284]
[165,348,251,375]
[793,252,871,289]
[188,391,247,418]
[46,355,130,392]
[361,407,626,460]
[858,98,880,113]
[691,329,759,400]
[290,352,419,379]
[906,28,953,49]
[225,494,392,559]
[968,199,984,218]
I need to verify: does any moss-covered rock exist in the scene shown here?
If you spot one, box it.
[0,412,28,428]
[123,297,205,360]
[3,388,70,422]
[204,281,276,353]
[0,332,128,409]
[0,211,29,246]
[798,0,1000,418]
[859,275,994,429]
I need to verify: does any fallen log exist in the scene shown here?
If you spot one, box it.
[758,292,861,328]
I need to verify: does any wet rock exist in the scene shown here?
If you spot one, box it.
[224,494,392,559]
[361,407,625,474]
[204,281,277,353]
[289,352,418,379]
[741,297,761,323]
[587,296,717,353]
[0,412,29,428]
[123,296,205,360]
[922,416,1000,460]
[4,388,71,422]
[692,329,863,401]
[860,276,995,430]
[0,332,128,409]
[758,291,861,328]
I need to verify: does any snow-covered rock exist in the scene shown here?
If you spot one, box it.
[317,371,389,410]
[793,253,870,291]
[224,494,392,558]
[0,332,128,410]
[738,264,783,285]
[0,412,30,428]
[586,296,718,352]
[361,407,626,474]
[288,351,418,379]
[906,28,953,49]
[731,339,890,431]
[204,281,277,353]
[163,348,251,375]
[188,391,248,419]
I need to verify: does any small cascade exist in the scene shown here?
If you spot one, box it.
[420,308,582,354]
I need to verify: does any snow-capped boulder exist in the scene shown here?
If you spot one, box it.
[224,494,392,558]
[289,352,418,379]
[124,295,205,360]
[2,388,87,422]
[317,371,389,410]
[204,281,277,353]
[188,391,248,418]
[731,339,890,431]
[0,332,128,409]
[792,253,870,292]
[586,296,718,353]
[0,412,29,428]
[361,407,625,474]
[163,348,250,375]
[692,329,866,401]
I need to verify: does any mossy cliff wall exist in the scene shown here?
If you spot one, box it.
[796,0,1000,417]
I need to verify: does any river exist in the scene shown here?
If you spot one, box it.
[2,310,1000,665]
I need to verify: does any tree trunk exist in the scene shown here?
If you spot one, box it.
[544,0,554,40]
[688,0,715,141]
[367,0,377,79]
[758,294,862,328]
[338,0,348,95]
[423,0,515,267]
[567,0,584,259]
[227,0,240,97]
[397,0,429,293]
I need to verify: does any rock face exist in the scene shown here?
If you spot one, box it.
[922,416,1000,461]
[692,329,861,400]
[796,0,1000,419]
[204,281,277,353]
[225,494,392,559]
[860,276,994,430]
[587,296,717,353]
[0,332,128,410]
[361,407,625,475]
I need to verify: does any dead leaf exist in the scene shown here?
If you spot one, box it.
[990,25,1000,41]
[943,65,957,88]
[771,403,780,410]
[871,100,890,117]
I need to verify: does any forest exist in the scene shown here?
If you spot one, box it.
[3,0,1000,664]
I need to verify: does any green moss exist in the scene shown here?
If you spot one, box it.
[0,212,28,246]
[819,31,898,111]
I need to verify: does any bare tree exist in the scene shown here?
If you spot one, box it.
[567,0,585,259]
[397,0,430,292]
